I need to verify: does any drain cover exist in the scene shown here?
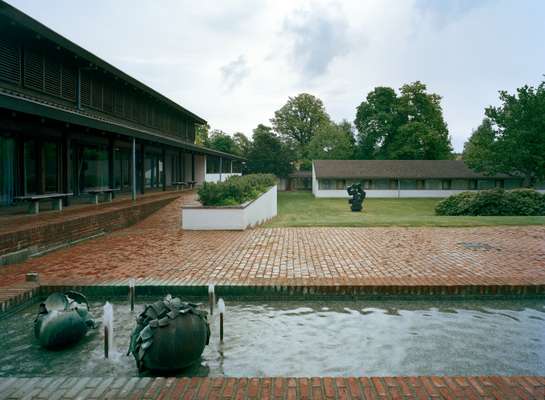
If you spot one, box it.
[459,242,495,251]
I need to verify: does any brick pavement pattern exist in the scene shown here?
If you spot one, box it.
[0,195,544,289]
[0,376,544,399]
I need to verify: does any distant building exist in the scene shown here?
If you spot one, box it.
[312,160,544,198]
[0,1,242,210]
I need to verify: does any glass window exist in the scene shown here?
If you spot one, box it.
[451,179,469,190]
[425,179,442,190]
[44,142,59,193]
[319,179,334,190]
[221,159,231,173]
[77,145,109,191]
[442,179,452,190]
[477,179,495,190]
[232,161,242,173]
[114,148,131,190]
[144,152,162,188]
[335,179,346,190]
[504,179,522,189]
[374,179,390,189]
[206,156,220,173]
[400,179,417,190]
[0,136,15,205]
[24,140,37,194]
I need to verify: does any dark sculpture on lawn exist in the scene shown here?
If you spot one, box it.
[128,295,210,372]
[347,183,366,212]
[34,291,96,349]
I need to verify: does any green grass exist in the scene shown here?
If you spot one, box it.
[265,191,545,227]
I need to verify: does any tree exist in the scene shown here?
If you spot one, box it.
[393,81,453,159]
[233,132,251,157]
[354,87,399,159]
[353,82,453,160]
[462,118,497,172]
[246,124,294,178]
[307,123,355,160]
[464,81,545,186]
[271,93,331,156]
[207,130,238,155]
[195,123,210,147]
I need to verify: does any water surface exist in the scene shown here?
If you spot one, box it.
[1,299,544,377]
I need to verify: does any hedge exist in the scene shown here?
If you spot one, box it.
[435,188,545,216]
[197,174,277,206]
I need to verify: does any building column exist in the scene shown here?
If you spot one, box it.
[36,139,44,194]
[162,147,166,191]
[140,143,145,194]
[62,133,71,205]
[131,138,136,201]
[108,137,114,189]
[178,150,182,183]
[219,157,223,182]
[16,136,24,196]
[191,152,195,182]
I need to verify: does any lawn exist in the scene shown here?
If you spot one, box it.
[265,191,545,227]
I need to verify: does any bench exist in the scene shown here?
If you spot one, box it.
[85,187,120,204]
[14,193,74,214]
[172,181,186,191]
[187,180,197,189]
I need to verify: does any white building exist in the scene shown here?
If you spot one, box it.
[311,160,542,198]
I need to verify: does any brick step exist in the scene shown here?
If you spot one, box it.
[0,376,543,399]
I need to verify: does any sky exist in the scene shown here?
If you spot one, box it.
[8,0,545,152]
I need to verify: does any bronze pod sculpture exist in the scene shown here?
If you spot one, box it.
[34,291,96,349]
[128,295,210,372]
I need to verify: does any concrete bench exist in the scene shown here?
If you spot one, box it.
[172,181,186,191]
[85,187,120,204]
[187,181,197,189]
[14,193,74,214]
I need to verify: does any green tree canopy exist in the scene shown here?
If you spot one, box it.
[307,122,355,160]
[354,87,400,159]
[233,132,251,157]
[246,124,295,178]
[354,82,453,160]
[195,123,210,147]
[271,93,331,156]
[208,130,239,155]
[463,80,545,185]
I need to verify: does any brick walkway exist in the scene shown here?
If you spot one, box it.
[0,196,544,289]
[1,376,544,399]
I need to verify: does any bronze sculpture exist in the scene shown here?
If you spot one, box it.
[347,183,366,212]
[34,291,96,349]
[128,295,210,372]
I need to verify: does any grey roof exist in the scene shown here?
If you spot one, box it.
[313,160,511,179]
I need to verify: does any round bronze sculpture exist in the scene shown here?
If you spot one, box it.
[128,295,210,372]
[34,291,96,349]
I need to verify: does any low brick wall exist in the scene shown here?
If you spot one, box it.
[0,195,179,262]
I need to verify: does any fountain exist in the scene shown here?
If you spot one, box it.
[127,294,210,372]
[34,291,96,349]
[103,302,114,358]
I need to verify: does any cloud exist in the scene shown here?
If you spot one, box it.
[220,55,250,91]
[282,4,349,78]
[7,0,545,152]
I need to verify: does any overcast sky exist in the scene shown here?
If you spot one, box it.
[8,0,545,152]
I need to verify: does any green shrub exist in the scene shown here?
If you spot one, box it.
[197,173,277,206]
[435,188,545,216]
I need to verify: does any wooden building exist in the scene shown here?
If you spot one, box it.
[0,1,243,211]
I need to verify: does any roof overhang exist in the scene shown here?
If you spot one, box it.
[0,91,243,160]
[0,0,206,125]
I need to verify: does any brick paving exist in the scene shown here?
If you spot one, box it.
[0,196,544,289]
[0,376,544,399]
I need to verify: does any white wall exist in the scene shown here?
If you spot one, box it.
[313,188,487,198]
[205,173,242,183]
[182,185,277,230]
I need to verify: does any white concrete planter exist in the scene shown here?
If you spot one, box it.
[182,185,277,230]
